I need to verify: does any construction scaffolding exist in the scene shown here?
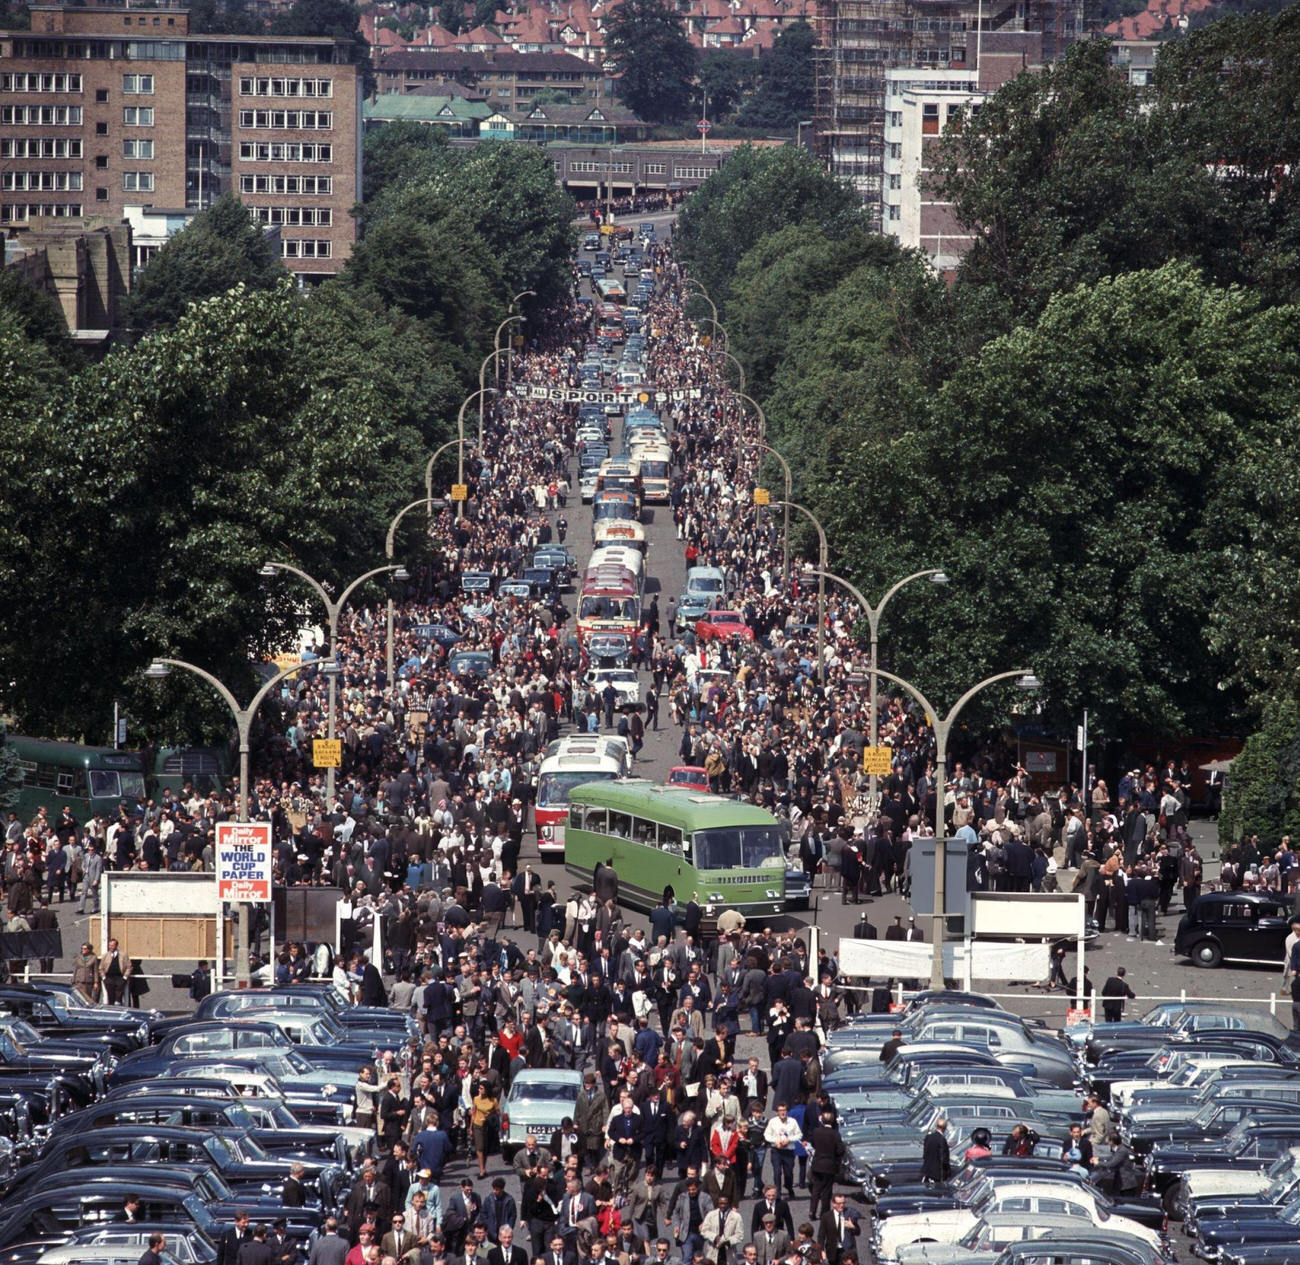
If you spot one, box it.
[812,0,1082,223]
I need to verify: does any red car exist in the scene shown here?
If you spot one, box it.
[668,766,710,793]
[695,610,755,643]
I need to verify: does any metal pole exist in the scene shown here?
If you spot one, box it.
[478,349,509,448]
[236,718,251,986]
[773,500,828,683]
[849,665,1034,990]
[456,388,494,521]
[506,291,534,382]
[425,438,461,525]
[385,497,442,686]
[1081,707,1089,808]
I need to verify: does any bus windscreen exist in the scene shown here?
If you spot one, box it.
[538,769,617,808]
[692,826,786,871]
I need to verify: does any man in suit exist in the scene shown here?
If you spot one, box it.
[345,1165,394,1238]
[282,1163,307,1208]
[486,1226,529,1265]
[749,1187,794,1240]
[558,1174,598,1252]
[904,917,925,941]
[382,1212,420,1264]
[217,1212,253,1265]
[271,1220,301,1265]
[879,1029,905,1065]
[237,1225,277,1265]
[816,1195,860,1265]
[921,1117,951,1184]
[306,1220,348,1265]
[628,1169,671,1247]
[851,914,877,939]
[736,1058,767,1115]
[140,1234,167,1265]
[443,1178,481,1255]
[807,1110,846,1219]
[668,1178,713,1263]
[769,1051,802,1109]
[752,1214,790,1265]
[543,1233,579,1265]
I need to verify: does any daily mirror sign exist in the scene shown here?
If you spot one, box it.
[215,821,273,903]
[509,385,704,404]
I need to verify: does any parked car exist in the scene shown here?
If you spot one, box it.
[694,609,754,644]
[501,1068,583,1160]
[667,766,710,793]
[1175,891,1291,968]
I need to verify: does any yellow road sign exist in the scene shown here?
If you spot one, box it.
[753,487,771,506]
[862,745,892,776]
[313,739,342,769]
[450,484,468,502]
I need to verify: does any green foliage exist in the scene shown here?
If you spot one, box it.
[271,0,373,91]
[931,41,1228,319]
[0,730,21,813]
[343,183,502,377]
[736,21,816,129]
[674,145,864,304]
[696,50,755,121]
[605,0,698,124]
[362,120,450,203]
[129,193,287,332]
[0,282,423,739]
[472,0,497,28]
[1219,701,1300,847]
[187,0,262,34]
[725,224,904,397]
[431,143,577,307]
[439,0,466,34]
[0,267,80,369]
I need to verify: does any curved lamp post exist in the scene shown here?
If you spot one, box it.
[747,441,792,587]
[143,654,340,986]
[384,497,446,685]
[770,499,828,684]
[455,387,496,519]
[808,567,950,800]
[505,292,535,380]
[478,348,512,446]
[258,562,407,804]
[863,665,1040,988]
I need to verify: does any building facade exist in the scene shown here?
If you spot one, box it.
[0,4,362,278]
[813,0,1080,225]
[374,49,607,110]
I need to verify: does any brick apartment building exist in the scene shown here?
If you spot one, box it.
[0,3,362,278]
[375,48,607,111]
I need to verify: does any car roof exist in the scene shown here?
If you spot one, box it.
[12,1164,203,1189]
[510,1069,583,1086]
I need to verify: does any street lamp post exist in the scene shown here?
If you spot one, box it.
[455,387,496,520]
[747,441,792,587]
[506,290,535,381]
[860,665,1039,988]
[425,438,463,524]
[493,315,524,386]
[771,499,828,683]
[731,389,768,462]
[478,349,511,446]
[259,562,407,805]
[384,498,444,685]
[718,348,746,395]
[808,567,950,800]
[143,655,338,987]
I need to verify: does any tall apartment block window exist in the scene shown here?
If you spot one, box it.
[123,139,154,158]
[2,105,83,125]
[922,102,940,135]
[1,138,83,158]
[282,239,332,258]
[122,74,155,94]
[123,171,154,191]
[237,109,332,130]
[238,77,333,98]
[1,73,83,92]
[123,106,154,125]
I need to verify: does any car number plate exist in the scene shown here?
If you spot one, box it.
[527,1124,552,1137]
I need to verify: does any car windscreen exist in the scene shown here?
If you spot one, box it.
[538,770,615,808]
[509,1080,579,1102]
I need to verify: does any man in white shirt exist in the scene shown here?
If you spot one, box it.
[762,1102,801,1200]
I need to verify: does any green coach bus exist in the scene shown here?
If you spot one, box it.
[564,779,788,926]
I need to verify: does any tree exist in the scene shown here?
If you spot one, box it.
[271,0,373,91]
[129,193,287,331]
[187,0,261,34]
[787,262,1300,738]
[674,145,863,304]
[725,224,905,397]
[0,730,21,813]
[604,0,697,124]
[433,143,577,308]
[1219,701,1300,848]
[0,283,423,739]
[697,50,754,121]
[736,20,815,129]
[931,40,1230,319]
[0,267,80,369]
[362,120,450,203]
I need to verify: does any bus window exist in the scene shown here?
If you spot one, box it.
[693,826,786,871]
[659,824,683,854]
[633,818,657,845]
[585,808,607,834]
[608,811,632,838]
[88,770,121,799]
